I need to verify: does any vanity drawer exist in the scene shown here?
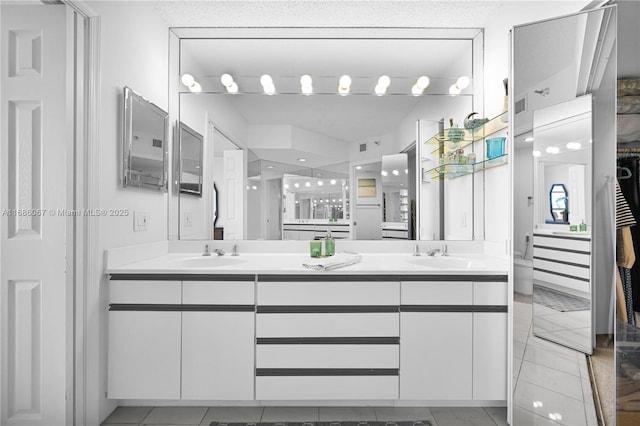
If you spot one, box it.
[474,282,508,305]
[257,281,399,305]
[401,281,472,305]
[183,281,254,304]
[256,344,399,369]
[110,280,181,304]
[533,235,591,252]
[257,313,399,337]
[256,376,399,400]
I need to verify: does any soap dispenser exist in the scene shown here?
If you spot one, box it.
[579,221,587,232]
[325,230,335,256]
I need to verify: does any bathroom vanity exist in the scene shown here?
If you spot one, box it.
[106,245,508,406]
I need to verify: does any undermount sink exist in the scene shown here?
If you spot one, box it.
[408,256,482,270]
[170,256,245,268]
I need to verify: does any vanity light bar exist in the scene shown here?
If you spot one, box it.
[221,73,239,93]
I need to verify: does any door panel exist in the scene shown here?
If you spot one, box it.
[1,4,68,424]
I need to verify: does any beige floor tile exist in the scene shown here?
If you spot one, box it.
[318,407,376,421]
[430,407,496,426]
[374,407,436,422]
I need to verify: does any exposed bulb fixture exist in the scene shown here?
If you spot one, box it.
[305,182,311,187]
[524,136,534,142]
[220,73,238,93]
[330,179,337,185]
[266,165,275,169]
[411,75,430,96]
[251,185,258,190]
[392,169,399,176]
[375,75,391,96]
[532,150,541,157]
[260,74,275,95]
[545,146,559,154]
[405,169,409,174]
[284,184,289,189]
[338,74,352,95]
[566,142,582,150]
[181,73,201,92]
[300,74,313,95]
[294,182,300,188]
[381,170,388,176]
[456,76,470,89]
[449,84,461,95]
[297,158,307,162]
[355,165,362,170]
[317,180,323,186]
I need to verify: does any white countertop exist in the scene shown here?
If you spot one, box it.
[106,252,508,275]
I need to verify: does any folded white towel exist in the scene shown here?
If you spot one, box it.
[302,252,362,271]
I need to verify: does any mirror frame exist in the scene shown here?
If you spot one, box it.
[549,183,568,223]
[122,86,169,192]
[178,121,204,197]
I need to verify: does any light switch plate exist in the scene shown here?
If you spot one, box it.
[134,211,148,231]
[184,212,193,228]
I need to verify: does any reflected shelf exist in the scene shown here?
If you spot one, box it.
[424,111,508,155]
[423,153,508,181]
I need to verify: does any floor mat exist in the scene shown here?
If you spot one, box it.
[533,285,590,312]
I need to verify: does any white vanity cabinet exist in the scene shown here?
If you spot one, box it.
[181,280,255,400]
[399,279,508,402]
[255,278,400,400]
[108,280,182,399]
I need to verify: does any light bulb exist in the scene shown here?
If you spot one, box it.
[260,74,273,86]
[381,170,388,176]
[392,169,399,176]
[456,76,470,89]
[305,182,311,187]
[546,146,559,154]
[301,85,313,95]
[252,185,258,190]
[416,75,430,90]
[300,74,312,86]
[220,73,234,87]
[566,142,582,150]
[294,183,300,188]
[532,150,541,157]
[317,181,323,186]
[378,75,391,88]
[264,84,275,95]
[356,166,362,170]
[227,82,238,93]
[411,84,423,96]
[181,73,195,87]
[449,84,461,95]
[189,82,202,93]
[330,179,337,185]
[339,75,352,88]
[375,85,387,96]
[524,136,534,142]
[284,184,289,189]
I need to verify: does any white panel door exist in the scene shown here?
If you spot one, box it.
[222,149,245,240]
[400,312,472,400]
[181,312,254,400]
[1,4,68,425]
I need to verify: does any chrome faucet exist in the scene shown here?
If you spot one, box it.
[213,248,225,256]
[231,244,239,256]
[413,244,421,256]
[426,247,441,256]
[203,245,212,256]
[442,244,449,256]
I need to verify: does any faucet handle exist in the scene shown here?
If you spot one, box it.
[203,244,211,256]
[232,244,239,256]
[442,244,449,256]
[413,244,421,256]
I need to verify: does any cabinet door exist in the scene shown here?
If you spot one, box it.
[473,312,507,400]
[400,312,472,400]
[182,311,254,400]
[108,311,181,399]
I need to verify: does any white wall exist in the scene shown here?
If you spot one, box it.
[90,1,170,422]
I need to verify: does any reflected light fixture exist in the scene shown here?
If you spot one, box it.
[284,184,289,189]
[524,136,534,142]
[381,170,388,176]
[355,165,362,170]
[305,182,311,187]
[546,146,560,154]
[294,182,300,188]
[300,74,313,95]
[260,74,275,95]
[566,142,582,150]
[317,181,323,186]
[392,170,399,176]
[181,73,202,92]
[297,158,307,162]
[411,75,430,96]
[338,75,352,95]
[449,84,462,95]
[405,169,409,174]
[220,73,238,93]
[251,185,258,190]
[266,165,275,169]
[456,76,470,89]
[375,75,391,96]
[532,150,541,157]
[330,179,337,185]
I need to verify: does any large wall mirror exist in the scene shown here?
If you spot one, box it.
[178,122,203,196]
[122,86,168,191]
[171,28,483,241]
[512,5,616,423]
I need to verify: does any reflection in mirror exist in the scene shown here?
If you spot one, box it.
[381,153,409,239]
[122,86,168,191]
[179,122,203,196]
[549,183,568,223]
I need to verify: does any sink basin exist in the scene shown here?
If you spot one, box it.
[170,256,245,268]
[408,256,482,270]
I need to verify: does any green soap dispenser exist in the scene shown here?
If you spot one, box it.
[579,221,587,232]
[325,230,335,256]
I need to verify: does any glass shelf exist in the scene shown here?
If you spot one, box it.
[424,111,508,154]
[423,154,508,180]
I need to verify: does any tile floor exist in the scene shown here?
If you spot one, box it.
[101,405,507,426]
[102,295,598,426]
[513,295,598,425]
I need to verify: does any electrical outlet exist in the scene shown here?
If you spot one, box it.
[134,211,148,232]
[184,212,193,228]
